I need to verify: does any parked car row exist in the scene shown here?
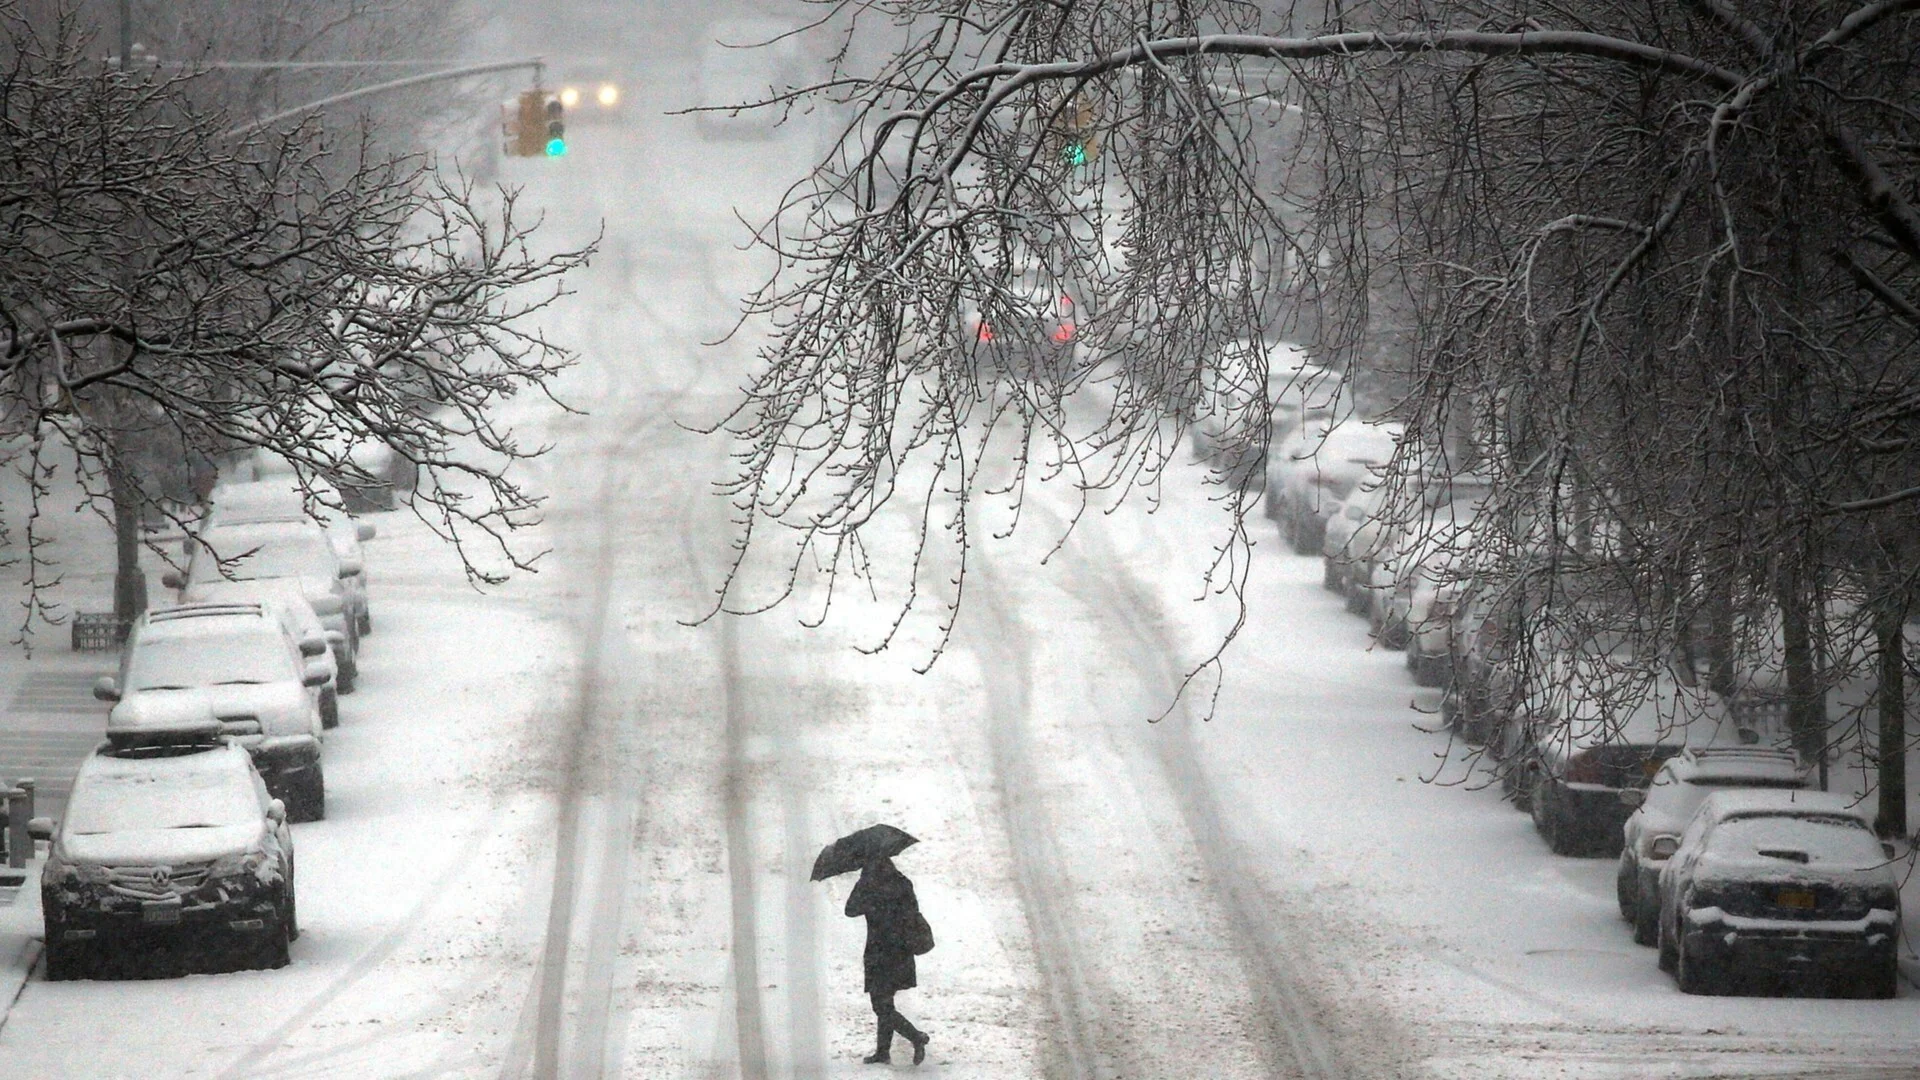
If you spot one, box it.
[1190,338,1349,490]
[33,468,386,980]
[1264,440,1904,998]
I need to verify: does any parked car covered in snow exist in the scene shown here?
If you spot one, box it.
[36,721,297,979]
[94,603,330,821]
[1616,747,1807,945]
[1193,339,1341,484]
[1500,662,1767,856]
[1655,789,1899,997]
[1321,481,1386,593]
[168,519,363,689]
[1266,419,1400,554]
[173,581,344,728]
[207,477,377,637]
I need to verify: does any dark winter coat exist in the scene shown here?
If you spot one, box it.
[845,858,919,994]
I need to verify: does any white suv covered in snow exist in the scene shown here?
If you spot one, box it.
[206,476,377,636]
[94,604,329,821]
[36,726,296,979]
[167,518,362,690]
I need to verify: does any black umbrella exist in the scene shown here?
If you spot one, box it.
[811,824,918,881]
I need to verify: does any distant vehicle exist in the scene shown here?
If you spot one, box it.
[553,62,629,123]
[242,445,411,514]
[961,274,1079,380]
[1265,419,1400,554]
[1616,747,1807,945]
[1656,789,1899,997]
[1500,662,1771,856]
[1440,579,1521,744]
[167,519,362,690]
[94,604,330,821]
[695,18,807,140]
[207,477,377,637]
[37,724,297,979]
[1384,472,1491,667]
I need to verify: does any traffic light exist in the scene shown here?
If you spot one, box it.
[544,96,566,157]
[1056,97,1100,168]
[503,90,566,158]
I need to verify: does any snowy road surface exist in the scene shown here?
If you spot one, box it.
[0,6,1918,1078]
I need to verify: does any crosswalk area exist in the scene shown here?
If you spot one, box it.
[0,669,111,819]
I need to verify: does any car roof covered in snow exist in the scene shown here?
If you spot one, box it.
[138,603,277,642]
[1697,787,1873,827]
[1664,746,1804,785]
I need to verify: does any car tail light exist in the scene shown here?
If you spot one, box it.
[1052,321,1076,343]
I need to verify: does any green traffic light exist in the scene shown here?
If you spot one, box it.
[545,138,567,157]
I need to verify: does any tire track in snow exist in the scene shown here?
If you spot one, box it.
[499,269,717,1079]
[971,557,1127,1080]
[1050,518,1349,1080]
[717,608,771,1080]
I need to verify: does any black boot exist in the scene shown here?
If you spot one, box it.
[863,1019,892,1064]
[895,1018,929,1065]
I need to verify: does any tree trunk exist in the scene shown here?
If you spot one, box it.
[1777,562,1823,769]
[1705,574,1735,697]
[108,458,146,636]
[1874,596,1907,838]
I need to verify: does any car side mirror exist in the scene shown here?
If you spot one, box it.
[1649,835,1680,860]
[324,630,346,646]
[298,635,327,658]
[302,663,331,688]
[27,817,53,842]
[1618,788,1645,808]
[356,523,376,542]
[1882,840,1898,861]
[336,558,363,578]
[160,570,184,590]
[266,799,286,824]
[92,676,120,703]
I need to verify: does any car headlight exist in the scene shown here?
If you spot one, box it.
[43,858,108,897]
[210,848,278,886]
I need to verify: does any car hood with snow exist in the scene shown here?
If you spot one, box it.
[61,822,266,867]
[112,682,314,738]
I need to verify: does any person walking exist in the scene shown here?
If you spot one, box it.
[845,855,932,1065]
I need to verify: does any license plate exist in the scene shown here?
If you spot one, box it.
[1777,889,1816,911]
[142,899,182,925]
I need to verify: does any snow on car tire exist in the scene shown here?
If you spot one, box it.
[286,767,325,824]
[1676,938,1730,995]
[246,915,291,972]
[1631,897,1660,947]
[42,940,91,981]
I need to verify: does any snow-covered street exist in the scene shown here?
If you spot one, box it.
[3,7,1920,1079]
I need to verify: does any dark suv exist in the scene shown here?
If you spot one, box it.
[36,727,296,979]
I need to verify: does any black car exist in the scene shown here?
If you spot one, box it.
[1656,789,1899,997]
